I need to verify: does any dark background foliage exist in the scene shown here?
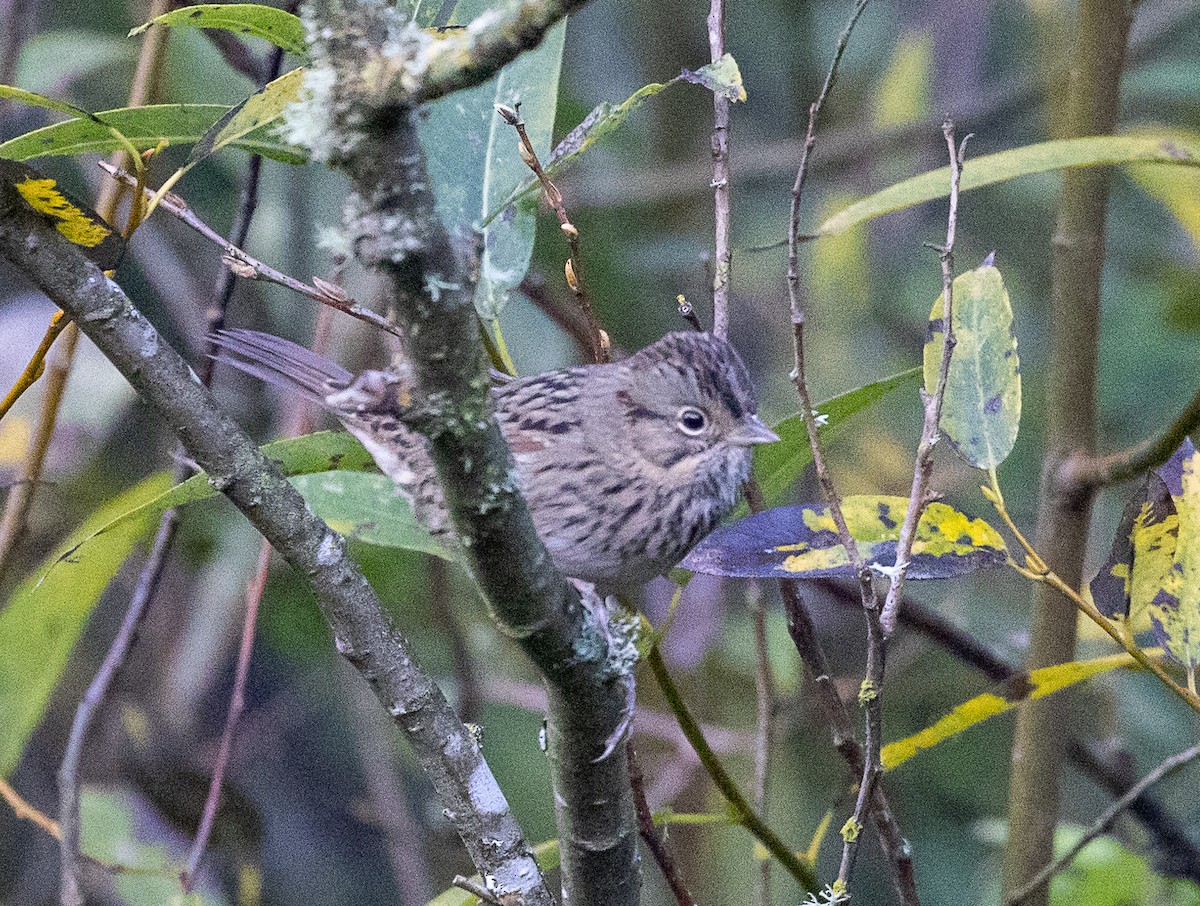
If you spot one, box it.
[2,1,1199,903]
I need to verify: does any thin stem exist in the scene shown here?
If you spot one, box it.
[180,543,269,887]
[1066,384,1200,490]
[1005,743,1200,906]
[0,323,79,584]
[647,644,818,893]
[0,310,72,423]
[497,104,608,363]
[750,584,774,906]
[97,162,402,339]
[707,0,732,340]
[783,1,881,894]
[880,123,971,635]
[628,741,697,906]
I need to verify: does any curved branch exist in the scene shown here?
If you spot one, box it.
[0,202,555,906]
[1065,384,1200,489]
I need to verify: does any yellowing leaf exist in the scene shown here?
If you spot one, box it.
[683,496,1006,580]
[15,176,111,246]
[682,52,747,103]
[815,134,1200,238]
[924,262,1021,469]
[882,652,1139,771]
[1149,439,1200,685]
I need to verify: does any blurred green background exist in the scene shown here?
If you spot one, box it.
[2,1,1200,903]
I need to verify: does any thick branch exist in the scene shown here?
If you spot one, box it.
[1002,1,1135,900]
[0,204,554,906]
[302,3,638,903]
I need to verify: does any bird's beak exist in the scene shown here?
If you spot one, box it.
[730,414,780,446]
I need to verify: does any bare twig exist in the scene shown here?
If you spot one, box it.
[780,0,887,895]
[1065,384,1200,490]
[707,0,732,340]
[96,162,402,339]
[628,741,697,906]
[1005,743,1200,906]
[879,124,971,636]
[749,583,775,906]
[0,310,72,423]
[497,103,608,363]
[453,875,505,905]
[180,543,270,889]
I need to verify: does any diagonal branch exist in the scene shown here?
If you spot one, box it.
[299,2,638,903]
[0,202,555,906]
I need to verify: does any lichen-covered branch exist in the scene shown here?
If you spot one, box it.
[295,2,639,903]
[0,201,555,906]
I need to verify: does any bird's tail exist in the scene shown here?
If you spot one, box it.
[209,329,353,409]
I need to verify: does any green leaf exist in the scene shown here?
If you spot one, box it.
[750,367,922,510]
[815,134,1200,237]
[1046,824,1200,906]
[683,496,1007,580]
[881,652,1140,771]
[1148,439,1200,685]
[187,66,307,166]
[290,471,452,558]
[0,83,101,122]
[0,472,173,778]
[419,4,567,319]
[0,103,306,163]
[679,52,746,102]
[924,262,1021,469]
[47,432,375,582]
[130,3,307,55]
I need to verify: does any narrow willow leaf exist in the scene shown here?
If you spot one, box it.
[0,473,173,777]
[1149,439,1200,683]
[683,496,1006,580]
[485,60,745,225]
[1090,474,1178,621]
[45,431,375,582]
[924,263,1021,469]
[130,3,307,55]
[188,66,307,165]
[0,83,100,122]
[419,2,566,319]
[290,471,452,559]
[815,134,1200,237]
[0,103,306,163]
[881,652,1139,771]
[1125,128,1200,248]
[0,158,125,269]
[679,52,746,102]
[750,367,921,510]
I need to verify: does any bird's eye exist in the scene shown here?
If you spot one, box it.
[676,407,708,436]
